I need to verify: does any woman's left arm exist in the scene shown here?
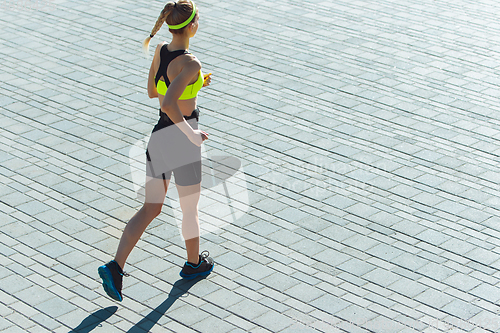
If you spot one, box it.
[147,43,163,98]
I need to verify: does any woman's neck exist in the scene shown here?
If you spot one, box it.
[169,34,190,51]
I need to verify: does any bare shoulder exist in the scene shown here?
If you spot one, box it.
[153,42,165,60]
[155,42,167,54]
[180,53,201,70]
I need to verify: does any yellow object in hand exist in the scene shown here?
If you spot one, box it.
[203,73,212,84]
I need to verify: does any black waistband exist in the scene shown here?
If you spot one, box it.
[153,108,199,133]
[158,107,199,121]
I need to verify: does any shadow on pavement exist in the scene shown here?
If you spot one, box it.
[127,278,202,333]
[69,306,118,333]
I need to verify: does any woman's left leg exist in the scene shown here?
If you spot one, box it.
[177,181,214,279]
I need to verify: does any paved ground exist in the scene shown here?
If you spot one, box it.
[1,0,500,332]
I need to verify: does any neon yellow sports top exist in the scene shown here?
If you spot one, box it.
[154,45,203,100]
[156,70,203,100]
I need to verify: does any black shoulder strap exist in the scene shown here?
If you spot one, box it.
[155,45,190,86]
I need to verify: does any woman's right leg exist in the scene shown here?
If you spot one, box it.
[114,176,169,269]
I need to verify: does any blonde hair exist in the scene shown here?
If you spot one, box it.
[142,0,198,56]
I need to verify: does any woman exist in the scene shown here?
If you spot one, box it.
[98,0,214,302]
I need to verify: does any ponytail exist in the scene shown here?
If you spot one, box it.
[142,0,198,57]
[142,2,176,56]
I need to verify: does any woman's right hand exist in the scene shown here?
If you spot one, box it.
[189,129,209,146]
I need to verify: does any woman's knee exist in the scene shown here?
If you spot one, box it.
[178,192,200,213]
[142,202,163,217]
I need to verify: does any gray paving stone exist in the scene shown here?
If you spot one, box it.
[320,224,357,242]
[440,238,477,256]
[259,272,301,293]
[469,283,500,303]
[1,191,32,207]
[366,243,404,262]
[1,220,37,239]
[283,283,324,304]
[441,299,482,321]
[166,303,210,328]
[337,304,379,327]
[57,250,94,270]
[391,253,429,272]
[244,220,281,237]
[35,296,77,319]
[341,234,380,252]
[362,267,402,288]
[252,310,296,332]
[5,260,33,278]
[415,228,453,246]
[37,241,75,259]
[191,315,236,333]
[414,289,455,309]
[388,276,428,298]
[309,294,350,315]
[0,273,35,295]
[196,302,230,321]
[236,262,274,281]
[288,238,327,257]
[337,258,377,277]
[226,299,269,321]
[266,229,304,247]
[312,248,351,267]
[0,317,14,331]
[443,273,481,293]
[204,288,245,309]
[274,207,311,224]
[465,247,500,266]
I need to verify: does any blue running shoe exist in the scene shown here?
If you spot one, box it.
[98,260,128,302]
[180,251,214,280]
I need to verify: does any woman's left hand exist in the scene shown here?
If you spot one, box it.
[203,73,212,87]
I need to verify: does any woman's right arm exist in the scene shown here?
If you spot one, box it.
[161,58,208,146]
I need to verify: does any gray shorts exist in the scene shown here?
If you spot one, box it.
[146,108,201,186]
